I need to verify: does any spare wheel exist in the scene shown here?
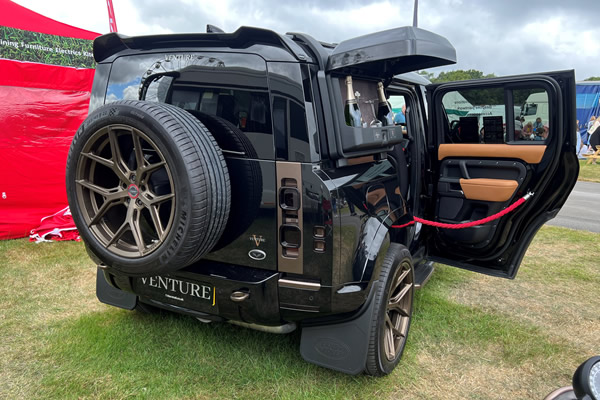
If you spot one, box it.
[66,100,231,276]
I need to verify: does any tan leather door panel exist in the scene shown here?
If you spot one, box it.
[438,144,546,164]
[459,178,518,202]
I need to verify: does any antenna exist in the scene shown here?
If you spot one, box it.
[207,24,225,33]
[412,0,418,27]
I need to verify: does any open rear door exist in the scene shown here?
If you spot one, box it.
[425,71,579,278]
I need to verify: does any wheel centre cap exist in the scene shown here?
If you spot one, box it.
[127,184,140,199]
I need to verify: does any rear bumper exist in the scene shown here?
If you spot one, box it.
[100,260,281,325]
[98,259,373,325]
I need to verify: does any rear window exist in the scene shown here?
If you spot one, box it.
[105,52,274,159]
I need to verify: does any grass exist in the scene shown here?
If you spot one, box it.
[578,160,600,182]
[1,226,599,399]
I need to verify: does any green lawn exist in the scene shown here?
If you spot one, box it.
[1,226,599,399]
[579,160,600,182]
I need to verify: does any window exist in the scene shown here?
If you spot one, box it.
[168,87,271,136]
[513,88,549,142]
[389,95,407,124]
[105,52,274,159]
[440,87,550,143]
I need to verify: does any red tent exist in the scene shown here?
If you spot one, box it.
[0,0,99,239]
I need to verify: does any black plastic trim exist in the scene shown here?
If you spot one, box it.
[287,32,330,69]
[94,27,306,63]
[96,268,137,310]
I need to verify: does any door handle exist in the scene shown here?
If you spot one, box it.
[459,160,471,179]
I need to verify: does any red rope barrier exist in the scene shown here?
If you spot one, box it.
[391,193,532,230]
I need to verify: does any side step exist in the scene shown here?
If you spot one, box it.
[414,261,435,289]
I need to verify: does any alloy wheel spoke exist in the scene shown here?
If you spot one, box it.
[148,205,165,241]
[385,313,393,330]
[399,316,409,335]
[105,189,130,202]
[131,131,146,172]
[389,283,412,308]
[107,128,130,182]
[386,312,404,338]
[105,220,129,248]
[391,315,405,338]
[80,152,114,169]
[388,301,410,317]
[393,268,410,291]
[76,179,112,196]
[88,198,122,227]
[140,161,166,180]
[129,209,145,256]
[149,193,175,205]
[385,325,396,359]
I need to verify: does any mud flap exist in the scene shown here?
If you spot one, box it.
[299,281,380,375]
[96,268,137,310]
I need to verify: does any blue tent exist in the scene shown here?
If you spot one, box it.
[576,82,600,136]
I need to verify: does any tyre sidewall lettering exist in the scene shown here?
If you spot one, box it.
[160,209,187,264]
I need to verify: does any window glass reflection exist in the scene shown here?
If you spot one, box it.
[440,87,550,143]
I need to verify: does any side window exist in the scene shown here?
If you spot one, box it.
[513,88,549,142]
[440,87,550,144]
[388,94,410,136]
[268,62,312,162]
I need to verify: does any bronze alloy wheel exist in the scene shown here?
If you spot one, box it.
[365,243,414,376]
[67,100,230,275]
[383,258,413,361]
[75,124,175,258]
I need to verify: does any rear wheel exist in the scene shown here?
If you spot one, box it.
[66,100,230,276]
[365,243,414,376]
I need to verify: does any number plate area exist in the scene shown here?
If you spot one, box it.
[134,275,217,313]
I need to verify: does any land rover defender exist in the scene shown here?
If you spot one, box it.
[65,25,578,375]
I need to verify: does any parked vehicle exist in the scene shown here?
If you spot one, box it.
[66,24,579,376]
[521,91,549,125]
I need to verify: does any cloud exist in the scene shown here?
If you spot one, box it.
[12,0,600,80]
[122,85,139,100]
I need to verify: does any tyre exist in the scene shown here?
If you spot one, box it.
[66,100,230,276]
[186,111,263,250]
[365,243,414,376]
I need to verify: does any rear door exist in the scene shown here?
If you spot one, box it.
[425,71,578,278]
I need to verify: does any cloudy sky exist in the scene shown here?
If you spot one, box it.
[12,0,600,80]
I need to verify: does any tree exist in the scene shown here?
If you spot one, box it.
[430,69,496,83]
[584,77,600,81]
[417,70,435,81]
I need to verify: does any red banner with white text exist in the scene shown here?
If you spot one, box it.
[0,0,99,239]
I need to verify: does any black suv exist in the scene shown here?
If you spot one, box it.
[66,25,578,376]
